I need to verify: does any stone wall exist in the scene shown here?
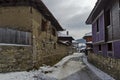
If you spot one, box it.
[88,53,120,80]
[31,7,70,68]
[0,6,71,72]
[0,38,70,73]
[0,6,32,31]
[33,30,70,68]
[0,46,33,72]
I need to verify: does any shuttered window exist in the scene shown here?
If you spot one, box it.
[0,28,31,45]
[96,20,99,32]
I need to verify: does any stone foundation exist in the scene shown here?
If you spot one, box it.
[0,46,33,72]
[88,53,120,80]
[0,43,70,73]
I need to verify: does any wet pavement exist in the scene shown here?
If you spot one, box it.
[62,67,101,80]
[35,53,102,80]
[61,56,101,80]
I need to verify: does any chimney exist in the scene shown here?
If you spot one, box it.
[66,31,69,35]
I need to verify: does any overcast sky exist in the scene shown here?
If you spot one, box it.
[42,0,97,39]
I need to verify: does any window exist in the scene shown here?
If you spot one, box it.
[0,28,31,45]
[119,0,120,8]
[54,43,57,49]
[41,20,46,31]
[99,45,101,51]
[0,1,2,4]
[105,9,111,27]
[30,7,32,13]
[96,20,99,32]
[52,28,56,36]
[108,43,112,51]
[14,0,17,2]
[42,40,45,49]
[5,0,10,3]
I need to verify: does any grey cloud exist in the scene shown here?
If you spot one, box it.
[62,10,91,30]
[42,0,97,39]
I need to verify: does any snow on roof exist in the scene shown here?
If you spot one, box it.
[86,41,92,44]
[84,32,92,37]
[59,41,69,44]
[72,40,78,43]
[58,40,71,45]
[57,32,72,37]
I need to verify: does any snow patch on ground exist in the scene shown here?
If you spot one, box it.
[0,71,34,80]
[0,70,56,80]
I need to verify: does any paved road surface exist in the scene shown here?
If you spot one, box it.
[60,56,101,80]
[62,66,101,80]
[42,53,102,80]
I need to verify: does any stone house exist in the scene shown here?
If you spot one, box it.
[0,0,70,72]
[58,32,74,45]
[57,32,74,54]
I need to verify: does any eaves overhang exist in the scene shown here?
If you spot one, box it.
[0,0,64,31]
[86,0,108,24]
